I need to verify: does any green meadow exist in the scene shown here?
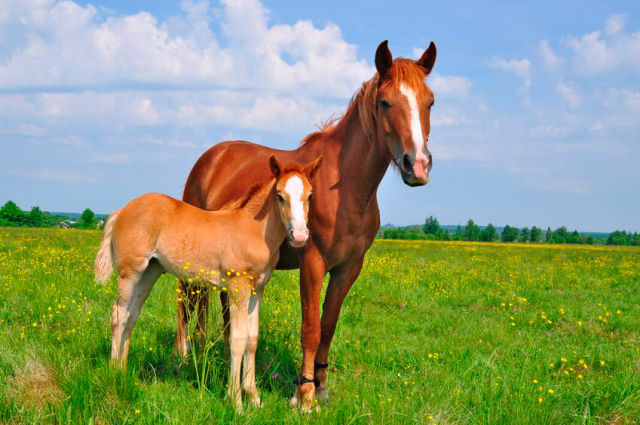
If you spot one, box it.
[1,227,639,423]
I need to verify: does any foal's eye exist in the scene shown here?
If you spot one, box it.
[308,193,313,201]
[379,99,391,109]
[277,194,284,203]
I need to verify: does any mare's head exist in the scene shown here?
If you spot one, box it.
[269,155,323,248]
[373,40,437,186]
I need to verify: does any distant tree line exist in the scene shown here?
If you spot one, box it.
[0,200,101,229]
[379,216,639,246]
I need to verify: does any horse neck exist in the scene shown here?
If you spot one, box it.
[322,104,391,209]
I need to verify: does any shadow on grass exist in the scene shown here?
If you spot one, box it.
[87,323,302,404]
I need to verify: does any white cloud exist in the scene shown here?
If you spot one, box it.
[489,57,531,104]
[564,14,640,76]
[538,40,562,70]
[605,14,626,36]
[555,81,582,107]
[429,72,472,98]
[0,0,372,98]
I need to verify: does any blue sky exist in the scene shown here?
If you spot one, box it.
[1,0,639,232]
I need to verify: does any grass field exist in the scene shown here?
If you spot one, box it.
[1,227,639,423]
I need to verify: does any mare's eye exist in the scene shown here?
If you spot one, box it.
[308,193,313,201]
[379,99,391,109]
[277,194,284,203]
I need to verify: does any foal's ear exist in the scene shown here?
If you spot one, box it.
[416,41,437,75]
[375,40,393,79]
[303,156,323,179]
[269,155,282,178]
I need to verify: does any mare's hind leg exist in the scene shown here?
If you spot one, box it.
[111,259,164,365]
[176,281,209,356]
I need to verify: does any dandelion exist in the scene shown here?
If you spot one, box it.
[578,321,582,326]
[548,389,554,394]
[600,360,605,366]
[577,374,583,379]
[533,379,538,384]
[538,397,543,403]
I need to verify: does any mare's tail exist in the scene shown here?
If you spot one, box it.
[94,209,121,284]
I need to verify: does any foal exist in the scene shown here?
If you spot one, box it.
[94,155,322,409]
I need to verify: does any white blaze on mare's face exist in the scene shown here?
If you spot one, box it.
[399,84,428,164]
[284,175,305,230]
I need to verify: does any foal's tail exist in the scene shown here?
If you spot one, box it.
[94,209,121,284]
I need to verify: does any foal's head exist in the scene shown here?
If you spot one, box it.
[269,155,323,248]
[373,40,437,186]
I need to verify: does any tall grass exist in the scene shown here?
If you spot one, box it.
[1,228,639,423]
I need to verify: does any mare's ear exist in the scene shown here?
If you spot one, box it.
[375,40,393,79]
[416,41,437,75]
[269,155,282,178]
[303,156,323,180]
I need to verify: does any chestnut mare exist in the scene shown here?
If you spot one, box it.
[95,156,321,410]
[177,40,437,410]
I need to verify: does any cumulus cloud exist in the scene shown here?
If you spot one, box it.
[555,81,582,107]
[538,40,562,70]
[489,57,531,104]
[0,0,372,98]
[564,14,640,76]
[429,72,472,98]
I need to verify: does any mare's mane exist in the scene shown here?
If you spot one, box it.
[300,58,432,146]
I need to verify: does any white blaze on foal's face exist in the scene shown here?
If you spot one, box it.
[277,173,312,247]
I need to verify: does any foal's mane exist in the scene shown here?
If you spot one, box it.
[221,166,305,212]
[300,58,432,145]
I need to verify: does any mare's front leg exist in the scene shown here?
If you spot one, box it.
[314,256,364,403]
[227,285,251,411]
[290,243,326,412]
[242,286,265,407]
[112,260,164,365]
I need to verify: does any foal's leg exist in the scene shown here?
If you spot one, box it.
[111,259,164,365]
[314,257,364,403]
[242,287,264,407]
[227,286,251,411]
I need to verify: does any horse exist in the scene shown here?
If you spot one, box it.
[94,155,322,410]
[177,40,437,410]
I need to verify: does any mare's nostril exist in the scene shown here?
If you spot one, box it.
[402,154,412,173]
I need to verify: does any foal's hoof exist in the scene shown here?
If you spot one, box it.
[249,396,263,408]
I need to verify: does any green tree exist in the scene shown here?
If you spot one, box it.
[0,201,25,227]
[520,227,530,242]
[481,223,497,242]
[453,225,464,241]
[464,219,481,241]
[79,208,96,229]
[552,226,569,244]
[423,216,440,235]
[26,206,45,227]
[502,225,519,242]
[569,230,581,244]
[586,235,594,245]
[545,227,553,243]
[607,230,630,246]
[530,226,542,243]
